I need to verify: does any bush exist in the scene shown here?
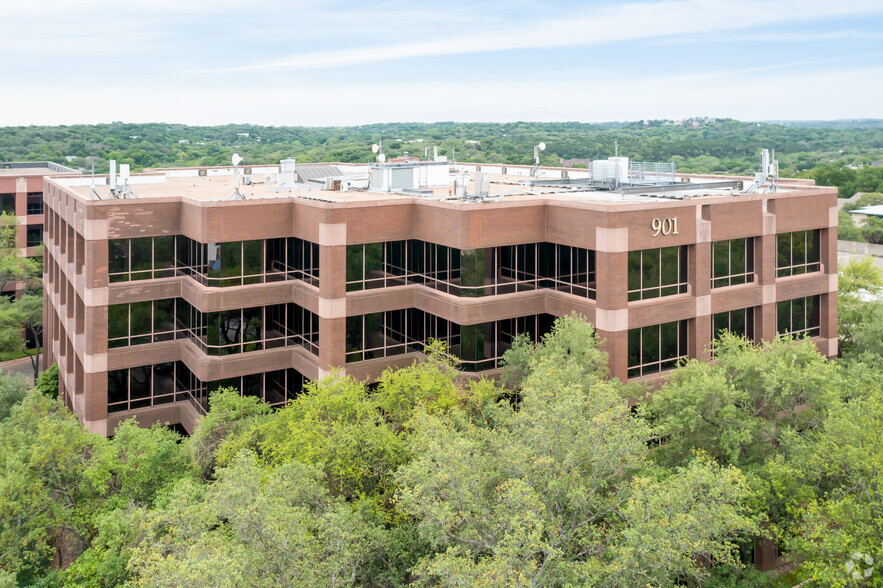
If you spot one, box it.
[33,363,58,399]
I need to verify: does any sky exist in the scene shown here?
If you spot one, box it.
[2,0,882,126]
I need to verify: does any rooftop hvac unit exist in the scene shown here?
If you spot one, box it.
[475,173,489,196]
[591,157,629,185]
[279,158,296,187]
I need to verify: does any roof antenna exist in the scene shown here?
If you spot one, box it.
[118,164,135,198]
[229,153,245,200]
[89,163,105,199]
[372,141,385,163]
[532,142,546,177]
[744,148,779,194]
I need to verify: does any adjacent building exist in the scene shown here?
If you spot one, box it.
[0,161,77,295]
[42,158,838,435]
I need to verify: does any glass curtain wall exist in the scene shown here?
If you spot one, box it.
[108,299,319,357]
[109,361,307,414]
[109,236,319,286]
[346,240,596,299]
[346,310,554,371]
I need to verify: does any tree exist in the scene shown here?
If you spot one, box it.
[771,359,883,586]
[0,391,110,580]
[397,317,757,586]
[837,256,883,353]
[644,333,839,468]
[0,213,39,294]
[241,373,408,500]
[33,363,58,399]
[0,370,29,421]
[187,387,271,480]
[13,294,43,381]
[125,451,374,588]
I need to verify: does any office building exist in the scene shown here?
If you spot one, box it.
[0,161,76,295]
[42,157,838,434]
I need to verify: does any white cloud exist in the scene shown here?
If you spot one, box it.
[208,0,883,74]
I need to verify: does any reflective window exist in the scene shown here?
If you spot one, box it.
[627,320,688,378]
[711,308,755,355]
[712,238,755,288]
[26,226,43,247]
[110,362,306,414]
[0,194,14,215]
[109,236,319,286]
[777,230,820,278]
[345,240,595,299]
[777,295,821,338]
[628,246,688,301]
[107,299,178,348]
[107,363,176,413]
[26,195,43,215]
[108,299,318,357]
[345,309,553,371]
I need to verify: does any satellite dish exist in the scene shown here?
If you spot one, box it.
[371,144,380,153]
[232,153,242,167]
[538,142,546,151]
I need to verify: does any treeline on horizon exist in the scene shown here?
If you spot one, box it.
[0,256,882,586]
[2,118,883,197]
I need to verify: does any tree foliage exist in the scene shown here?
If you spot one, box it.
[0,306,882,585]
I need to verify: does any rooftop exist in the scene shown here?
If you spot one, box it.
[0,161,77,176]
[55,160,810,207]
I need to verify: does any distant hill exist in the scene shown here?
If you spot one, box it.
[1,118,881,180]
[761,119,883,129]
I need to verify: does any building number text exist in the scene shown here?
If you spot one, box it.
[651,217,679,237]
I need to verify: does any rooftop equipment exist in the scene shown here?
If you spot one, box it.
[229,153,245,200]
[744,149,779,194]
[279,158,296,187]
[532,142,546,177]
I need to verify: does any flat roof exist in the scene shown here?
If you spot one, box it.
[0,161,77,176]
[58,162,806,206]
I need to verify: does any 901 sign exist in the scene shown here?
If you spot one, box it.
[651,217,679,237]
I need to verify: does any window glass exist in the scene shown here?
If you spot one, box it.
[109,239,129,276]
[154,299,175,341]
[108,304,128,341]
[627,250,641,295]
[129,301,152,342]
[242,307,263,352]
[129,366,152,400]
[730,308,746,335]
[26,226,43,247]
[130,238,152,276]
[730,238,746,277]
[154,236,174,276]
[108,369,128,405]
[777,233,790,271]
[346,315,364,362]
[777,301,790,334]
[364,243,383,286]
[243,240,262,282]
[660,247,679,296]
[154,362,174,396]
[346,245,363,290]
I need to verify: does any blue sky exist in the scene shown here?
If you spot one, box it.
[3,0,882,126]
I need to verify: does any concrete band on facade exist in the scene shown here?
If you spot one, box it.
[41,162,838,435]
